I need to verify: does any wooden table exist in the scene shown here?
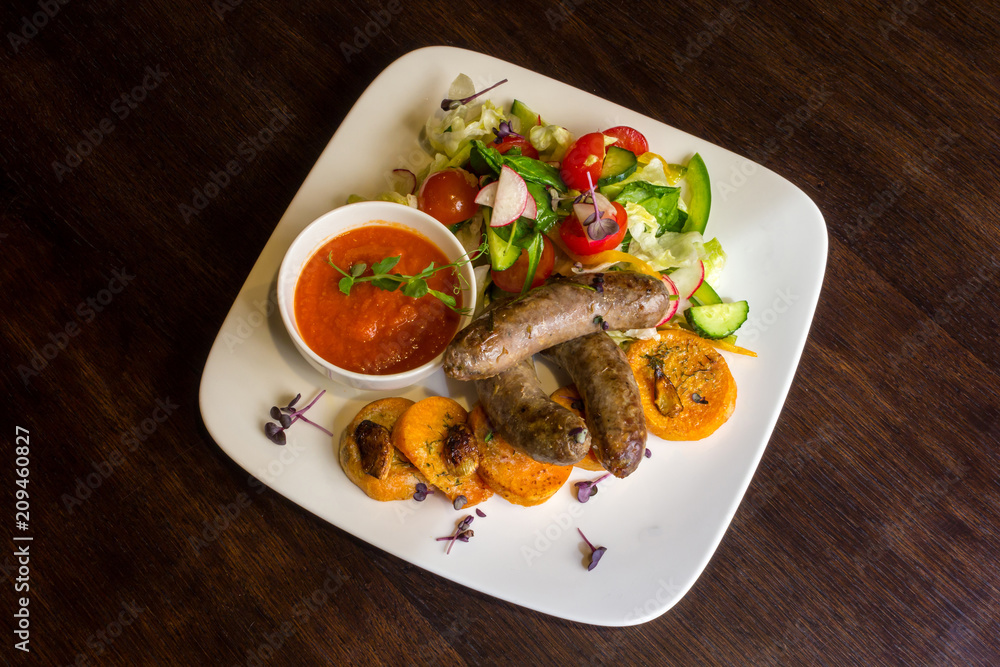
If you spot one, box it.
[3,0,998,663]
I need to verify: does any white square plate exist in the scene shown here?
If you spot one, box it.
[199,46,827,626]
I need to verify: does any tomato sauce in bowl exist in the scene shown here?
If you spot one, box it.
[293,223,462,375]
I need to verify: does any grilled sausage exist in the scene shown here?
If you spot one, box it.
[475,357,591,465]
[443,272,669,381]
[541,332,647,477]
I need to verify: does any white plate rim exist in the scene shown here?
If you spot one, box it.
[199,45,828,627]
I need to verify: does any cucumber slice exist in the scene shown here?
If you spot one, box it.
[684,301,749,339]
[598,180,626,199]
[598,146,638,187]
[689,280,722,306]
[510,99,540,133]
[485,211,522,271]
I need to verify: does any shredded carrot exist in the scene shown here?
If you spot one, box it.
[704,338,758,357]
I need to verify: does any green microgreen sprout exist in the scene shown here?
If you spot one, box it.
[328,241,486,315]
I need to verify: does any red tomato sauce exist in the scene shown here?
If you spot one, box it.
[294,223,462,375]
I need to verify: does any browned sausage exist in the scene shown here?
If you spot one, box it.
[443,272,669,381]
[475,357,591,465]
[541,332,647,478]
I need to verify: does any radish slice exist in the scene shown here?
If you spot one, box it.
[573,192,614,227]
[522,193,537,220]
[657,274,680,326]
[573,202,594,224]
[475,181,498,207]
[490,165,528,227]
[389,169,416,195]
[593,191,612,212]
[668,260,705,299]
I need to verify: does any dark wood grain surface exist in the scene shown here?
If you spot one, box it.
[2,0,999,664]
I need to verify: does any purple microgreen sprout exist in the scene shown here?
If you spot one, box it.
[645,448,652,458]
[264,390,334,445]
[476,508,486,518]
[440,78,509,110]
[582,173,619,242]
[453,495,468,510]
[436,515,475,554]
[492,119,525,145]
[584,215,619,242]
[550,191,588,206]
[578,528,607,571]
[574,473,611,503]
[413,483,435,502]
[264,422,286,446]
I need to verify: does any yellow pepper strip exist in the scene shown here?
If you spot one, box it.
[637,152,685,185]
[546,233,662,280]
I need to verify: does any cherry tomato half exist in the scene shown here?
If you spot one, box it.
[558,201,628,256]
[493,135,539,159]
[559,132,606,191]
[417,168,479,225]
[602,126,649,156]
[491,236,555,293]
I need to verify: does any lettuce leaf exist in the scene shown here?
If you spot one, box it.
[425,98,506,159]
[528,123,573,163]
[625,203,705,270]
[701,237,727,286]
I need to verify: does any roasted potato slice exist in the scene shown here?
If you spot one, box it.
[469,405,573,507]
[626,329,737,441]
[339,397,427,502]
[391,397,492,507]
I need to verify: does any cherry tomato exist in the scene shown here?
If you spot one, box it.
[602,126,649,156]
[493,136,539,159]
[558,202,628,255]
[559,132,606,191]
[417,168,479,225]
[491,236,555,293]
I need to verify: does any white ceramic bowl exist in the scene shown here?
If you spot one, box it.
[277,201,477,391]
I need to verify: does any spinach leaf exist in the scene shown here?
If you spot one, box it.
[612,181,682,236]
[471,140,567,193]
[525,181,558,234]
[491,217,535,249]
[470,140,503,175]
[502,154,567,192]
[519,232,544,295]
